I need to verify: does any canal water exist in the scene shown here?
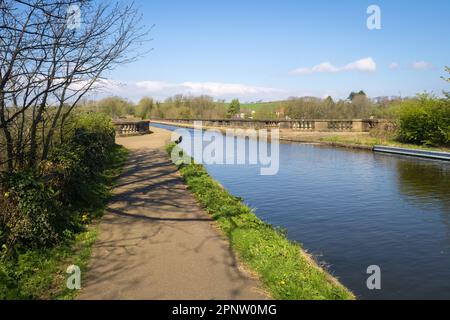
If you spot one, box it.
[153,123,450,299]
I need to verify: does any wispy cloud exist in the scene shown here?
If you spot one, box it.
[389,62,399,70]
[291,57,377,75]
[90,80,287,101]
[411,61,433,70]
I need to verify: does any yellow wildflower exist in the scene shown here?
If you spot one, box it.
[82,213,89,223]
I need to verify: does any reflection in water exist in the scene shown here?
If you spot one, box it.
[395,159,450,210]
[395,158,450,241]
[154,124,450,300]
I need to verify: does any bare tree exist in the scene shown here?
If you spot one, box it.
[0,0,149,171]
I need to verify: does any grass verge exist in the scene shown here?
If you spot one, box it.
[0,144,128,300]
[166,143,355,300]
[320,135,450,152]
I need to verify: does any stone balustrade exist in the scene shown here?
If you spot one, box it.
[113,120,151,136]
[154,119,380,132]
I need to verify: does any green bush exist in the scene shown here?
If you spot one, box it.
[57,113,116,208]
[0,113,118,256]
[398,95,450,147]
[0,170,71,251]
[0,227,98,300]
[0,112,128,299]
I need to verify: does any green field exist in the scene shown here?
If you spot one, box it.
[238,101,285,111]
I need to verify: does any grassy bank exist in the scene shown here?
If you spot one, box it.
[320,135,450,153]
[0,144,128,300]
[166,143,354,300]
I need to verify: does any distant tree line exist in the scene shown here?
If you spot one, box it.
[84,91,403,121]
[81,95,229,120]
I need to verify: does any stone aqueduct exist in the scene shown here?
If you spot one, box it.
[113,118,382,136]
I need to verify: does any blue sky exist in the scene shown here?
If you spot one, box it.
[102,0,450,102]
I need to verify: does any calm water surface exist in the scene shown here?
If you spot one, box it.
[154,124,450,299]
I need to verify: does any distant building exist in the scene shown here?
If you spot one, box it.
[372,96,403,104]
[237,109,256,119]
[275,108,285,118]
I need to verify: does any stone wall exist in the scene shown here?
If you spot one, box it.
[154,119,379,132]
[113,120,151,136]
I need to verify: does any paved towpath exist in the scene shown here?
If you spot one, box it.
[78,127,267,300]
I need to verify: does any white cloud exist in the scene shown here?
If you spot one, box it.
[90,79,287,101]
[293,62,339,75]
[181,81,284,96]
[389,62,399,70]
[291,57,377,75]
[412,61,433,70]
[344,57,377,72]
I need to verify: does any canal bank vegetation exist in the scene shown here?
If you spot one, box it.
[322,68,450,150]
[166,143,355,300]
[320,135,450,153]
[321,93,450,151]
[0,1,145,299]
[0,113,129,299]
[397,94,449,148]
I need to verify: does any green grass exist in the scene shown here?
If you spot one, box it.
[166,143,355,300]
[0,144,129,300]
[239,102,283,112]
[320,135,450,152]
[0,229,97,300]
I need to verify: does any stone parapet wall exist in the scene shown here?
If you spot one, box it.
[113,120,151,136]
[154,118,380,132]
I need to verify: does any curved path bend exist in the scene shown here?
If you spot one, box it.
[78,127,267,300]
